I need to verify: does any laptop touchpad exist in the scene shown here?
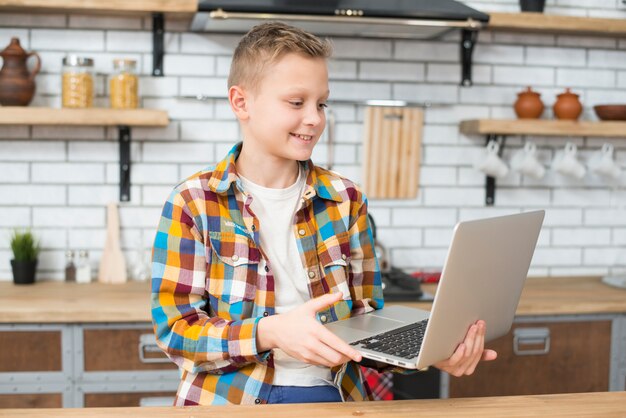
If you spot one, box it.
[347,315,405,333]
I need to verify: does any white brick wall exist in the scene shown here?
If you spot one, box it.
[1,1,626,280]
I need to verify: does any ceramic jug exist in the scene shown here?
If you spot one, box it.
[553,88,583,120]
[514,87,544,119]
[0,37,41,106]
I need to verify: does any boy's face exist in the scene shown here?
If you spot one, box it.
[236,52,329,163]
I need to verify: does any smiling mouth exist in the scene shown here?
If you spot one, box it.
[291,133,314,141]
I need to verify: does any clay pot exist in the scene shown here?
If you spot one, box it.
[514,87,544,119]
[553,88,583,120]
[0,37,41,106]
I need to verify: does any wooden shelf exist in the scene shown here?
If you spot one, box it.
[0,107,169,127]
[0,0,196,16]
[460,119,626,138]
[488,12,626,37]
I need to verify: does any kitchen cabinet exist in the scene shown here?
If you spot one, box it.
[448,319,612,397]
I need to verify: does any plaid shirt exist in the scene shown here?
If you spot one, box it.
[151,142,384,405]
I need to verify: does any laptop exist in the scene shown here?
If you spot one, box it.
[324,210,545,370]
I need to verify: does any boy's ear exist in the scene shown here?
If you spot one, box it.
[229,85,249,121]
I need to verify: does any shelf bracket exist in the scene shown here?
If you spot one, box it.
[485,134,507,206]
[152,13,164,77]
[460,29,479,87]
[119,126,131,202]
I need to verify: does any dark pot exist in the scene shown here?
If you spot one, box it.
[520,0,546,12]
[11,259,37,285]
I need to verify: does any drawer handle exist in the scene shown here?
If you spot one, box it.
[513,327,550,356]
[138,333,170,363]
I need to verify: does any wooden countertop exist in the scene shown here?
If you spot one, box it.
[0,276,624,324]
[1,392,625,417]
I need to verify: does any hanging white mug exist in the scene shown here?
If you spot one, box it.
[475,140,509,178]
[588,143,621,180]
[552,142,586,180]
[511,142,546,180]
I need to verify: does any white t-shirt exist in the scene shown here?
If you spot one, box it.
[239,166,333,387]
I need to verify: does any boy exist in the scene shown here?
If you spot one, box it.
[151,22,496,406]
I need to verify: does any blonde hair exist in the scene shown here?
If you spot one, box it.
[228,22,332,92]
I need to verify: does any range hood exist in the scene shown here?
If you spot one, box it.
[190,0,489,85]
[191,0,489,40]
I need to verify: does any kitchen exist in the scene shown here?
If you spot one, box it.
[1,0,626,415]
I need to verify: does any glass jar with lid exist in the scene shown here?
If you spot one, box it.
[62,55,94,108]
[110,58,138,109]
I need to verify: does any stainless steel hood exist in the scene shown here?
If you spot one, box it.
[191,0,489,40]
[190,0,489,85]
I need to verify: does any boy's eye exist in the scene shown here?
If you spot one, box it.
[318,103,328,110]
[289,101,303,107]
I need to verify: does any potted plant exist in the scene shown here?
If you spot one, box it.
[10,230,40,285]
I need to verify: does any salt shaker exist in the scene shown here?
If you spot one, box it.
[76,250,92,284]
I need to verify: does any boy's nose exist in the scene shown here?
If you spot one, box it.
[303,105,324,127]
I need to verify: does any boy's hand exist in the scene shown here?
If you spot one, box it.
[433,320,497,377]
[257,292,362,368]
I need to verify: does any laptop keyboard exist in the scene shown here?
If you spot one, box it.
[350,319,428,359]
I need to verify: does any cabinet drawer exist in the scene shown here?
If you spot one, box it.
[449,320,611,397]
[0,394,62,408]
[84,391,176,407]
[0,331,62,372]
[83,328,177,371]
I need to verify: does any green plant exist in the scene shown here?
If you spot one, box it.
[10,230,40,262]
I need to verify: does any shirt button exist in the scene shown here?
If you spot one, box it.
[320,315,328,323]
[263,311,269,317]
[231,254,239,262]
[298,229,306,236]
[254,398,261,404]
[264,266,269,272]
[308,270,316,278]
[341,254,347,260]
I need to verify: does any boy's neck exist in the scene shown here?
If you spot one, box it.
[235,142,300,189]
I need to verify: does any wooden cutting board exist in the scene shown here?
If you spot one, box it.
[362,106,423,199]
[98,202,128,284]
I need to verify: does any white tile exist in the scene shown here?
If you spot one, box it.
[32,163,105,184]
[0,185,66,205]
[180,33,239,54]
[526,46,586,67]
[419,167,457,186]
[550,266,609,277]
[332,39,392,59]
[391,248,448,269]
[366,207,391,226]
[423,145,479,166]
[422,125,460,145]
[423,187,484,206]
[459,207,520,221]
[0,125,29,139]
[131,123,180,141]
[138,76,179,97]
[376,227,422,248]
[119,207,162,228]
[423,227,454,247]
[33,207,104,227]
[586,89,626,105]
[180,120,239,142]
[0,163,29,183]
[583,248,624,266]
[69,228,141,251]
[496,188,552,207]
[163,55,215,76]
[31,29,105,51]
[107,31,178,53]
[179,77,227,97]
[552,228,611,246]
[557,35,617,49]
[394,41,458,62]
[36,229,68,250]
[0,29,29,49]
[460,85,519,105]
[424,105,489,124]
[1,142,66,161]
[393,83,458,104]
[37,250,66,271]
[392,208,456,227]
[589,50,626,69]
[426,64,491,84]
[331,122,362,144]
[474,44,524,64]
[618,71,626,88]
[69,15,142,30]
[143,142,215,163]
[531,248,582,266]
[614,228,626,245]
[144,98,215,120]
[31,126,106,140]
[328,81,390,101]
[556,68,615,88]
[142,185,176,206]
[493,32,556,46]
[107,163,179,185]
[553,189,613,207]
[216,56,232,77]
[328,60,358,80]
[69,185,140,206]
[69,141,130,162]
[0,207,30,227]
[359,62,424,82]
[542,208,583,226]
[585,209,626,226]
[493,66,555,86]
